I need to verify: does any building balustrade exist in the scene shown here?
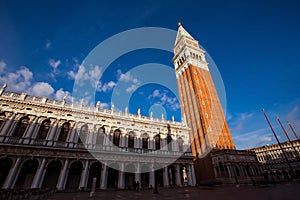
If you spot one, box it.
[0,135,192,158]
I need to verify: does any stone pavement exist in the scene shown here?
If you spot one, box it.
[49,183,300,200]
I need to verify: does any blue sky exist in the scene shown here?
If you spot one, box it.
[0,0,300,149]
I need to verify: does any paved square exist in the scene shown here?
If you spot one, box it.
[49,183,300,200]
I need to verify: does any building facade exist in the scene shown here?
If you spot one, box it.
[0,84,196,191]
[251,140,300,180]
[211,149,263,184]
[172,23,235,181]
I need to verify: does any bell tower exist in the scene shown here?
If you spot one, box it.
[173,23,235,159]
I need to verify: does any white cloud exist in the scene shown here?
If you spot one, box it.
[55,88,73,101]
[118,70,133,82]
[126,84,138,93]
[97,81,117,92]
[0,60,6,74]
[152,89,160,97]
[117,69,141,93]
[45,40,51,49]
[148,89,180,111]
[286,106,298,121]
[68,64,102,88]
[0,66,33,92]
[238,112,254,120]
[29,82,54,97]
[100,102,110,109]
[0,60,75,104]
[226,112,232,121]
[49,59,61,70]
[233,127,275,149]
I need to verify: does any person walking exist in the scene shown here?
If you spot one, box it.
[133,181,136,192]
[136,181,140,192]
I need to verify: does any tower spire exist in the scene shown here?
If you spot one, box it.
[174,23,194,45]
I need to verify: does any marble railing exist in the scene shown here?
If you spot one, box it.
[0,90,187,127]
[0,135,193,158]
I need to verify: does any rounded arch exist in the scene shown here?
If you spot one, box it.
[154,134,161,150]
[42,160,62,189]
[141,164,150,188]
[96,126,105,146]
[78,124,88,144]
[15,158,39,189]
[13,116,30,138]
[87,161,102,189]
[128,131,135,148]
[107,163,119,189]
[0,157,13,188]
[65,160,83,191]
[124,163,135,189]
[141,133,149,149]
[36,119,51,140]
[113,129,121,147]
[57,122,70,142]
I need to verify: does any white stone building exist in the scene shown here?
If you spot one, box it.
[0,84,196,191]
[251,140,300,179]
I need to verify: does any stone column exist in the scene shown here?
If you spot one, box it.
[79,160,89,190]
[124,135,128,148]
[226,164,232,177]
[135,162,141,183]
[23,116,39,144]
[56,159,69,191]
[134,137,137,148]
[118,162,125,189]
[163,166,169,187]
[149,163,155,187]
[2,157,21,189]
[46,119,59,146]
[31,158,46,188]
[86,130,93,149]
[175,164,181,186]
[187,165,193,186]
[173,140,179,152]
[68,122,78,148]
[119,134,124,147]
[100,161,108,189]
[0,113,16,136]
[191,164,196,186]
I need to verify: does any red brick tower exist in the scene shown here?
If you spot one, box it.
[173,23,235,180]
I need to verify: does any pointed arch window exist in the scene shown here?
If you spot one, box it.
[58,122,70,142]
[113,129,121,147]
[96,127,105,145]
[141,133,149,149]
[154,134,160,150]
[78,125,88,144]
[13,116,30,138]
[36,119,51,140]
[128,131,135,148]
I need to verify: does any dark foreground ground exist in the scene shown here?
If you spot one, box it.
[49,183,300,200]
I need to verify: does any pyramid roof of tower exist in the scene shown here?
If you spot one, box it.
[175,23,194,45]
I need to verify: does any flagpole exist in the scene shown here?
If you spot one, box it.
[262,109,294,176]
[288,121,299,140]
[277,116,300,161]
